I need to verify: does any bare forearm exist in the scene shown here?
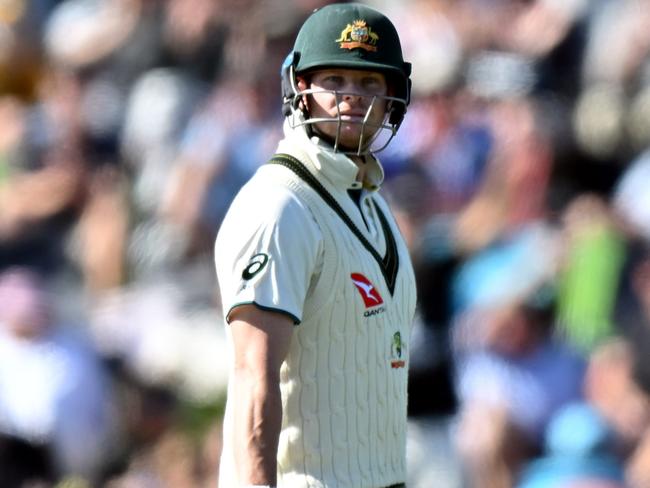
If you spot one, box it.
[228,306,293,487]
[234,371,283,486]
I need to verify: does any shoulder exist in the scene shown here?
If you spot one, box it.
[215,165,323,256]
[226,165,317,225]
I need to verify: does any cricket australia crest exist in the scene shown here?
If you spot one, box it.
[336,20,379,52]
[390,331,406,369]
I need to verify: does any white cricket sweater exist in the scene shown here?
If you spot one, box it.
[216,121,417,488]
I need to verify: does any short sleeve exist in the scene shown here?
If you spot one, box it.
[214,179,322,324]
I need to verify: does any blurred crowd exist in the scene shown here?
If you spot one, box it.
[1,0,650,487]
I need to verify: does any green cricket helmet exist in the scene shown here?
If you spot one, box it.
[281,3,412,154]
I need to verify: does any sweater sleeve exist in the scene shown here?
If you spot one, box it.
[215,179,322,324]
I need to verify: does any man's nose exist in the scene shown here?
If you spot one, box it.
[341,88,364,103]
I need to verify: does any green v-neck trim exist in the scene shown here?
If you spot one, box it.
[269,153,399,295]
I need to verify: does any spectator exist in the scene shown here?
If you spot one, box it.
[555,194,626,354]
[516,402,626,488]
[581,339,650,487]
[0,267,119,485]
[0,86,86,276]
[452,224,586,488]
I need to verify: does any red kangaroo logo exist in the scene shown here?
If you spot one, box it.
[351,273,383,308]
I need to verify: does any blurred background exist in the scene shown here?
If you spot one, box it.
[1,0,650,487]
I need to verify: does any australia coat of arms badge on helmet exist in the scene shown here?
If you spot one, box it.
[335,20,379,52]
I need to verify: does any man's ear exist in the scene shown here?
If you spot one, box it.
[296,76,309,111]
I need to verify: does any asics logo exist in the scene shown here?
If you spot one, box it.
[351,273,384,308]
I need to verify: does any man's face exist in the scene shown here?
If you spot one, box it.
[297,68,389,151]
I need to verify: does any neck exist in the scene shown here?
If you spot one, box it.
[308,126,370,164]
[290,121,373,184]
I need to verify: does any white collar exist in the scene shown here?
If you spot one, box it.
[276,118,384,192]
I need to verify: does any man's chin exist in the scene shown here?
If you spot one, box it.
[312,126,377,152]
[338,130,374,145]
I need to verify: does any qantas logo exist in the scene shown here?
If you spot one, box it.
[351,273,383,308]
